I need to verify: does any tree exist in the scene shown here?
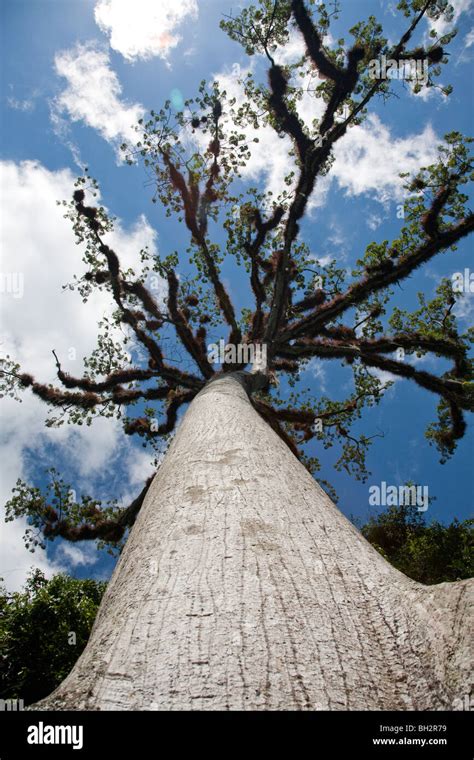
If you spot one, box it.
[0,569,106,705]
[1,0,473,710]
[0,512,469,709]
[357,504,473,585]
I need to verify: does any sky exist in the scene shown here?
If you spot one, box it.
[0,0,473,592]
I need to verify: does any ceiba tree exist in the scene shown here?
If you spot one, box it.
[2,0,473,710]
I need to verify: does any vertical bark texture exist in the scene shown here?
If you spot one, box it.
[34,375,472,710]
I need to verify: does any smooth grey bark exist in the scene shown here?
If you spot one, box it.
[33,374,472,710]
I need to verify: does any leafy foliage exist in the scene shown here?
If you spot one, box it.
[357,503,473,584]
[0,570,106,704]
[4,469,151,555]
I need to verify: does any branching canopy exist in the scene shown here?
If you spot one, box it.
[2,0,473,553]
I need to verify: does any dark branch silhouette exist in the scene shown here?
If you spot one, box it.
[2,0,472,552]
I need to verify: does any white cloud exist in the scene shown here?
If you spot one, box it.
[307,359,327,391]
[326,219,350,257]
[54,39,439,214]
[94,0,198,62]
[367,367,399,388]
[0,160,159,591]
[55,542,99,568]
[211,64,328,206]
[0,515,67,593]
[453,292,474,322]
[409,83,448,102]
[429,0,473,36]
[273,26,307,65]
[242,31,439,207]
[211,67,294,200]
[331,114,438,203]
[456,25,474,63]
[53,42,145,153]
[365,350,439,390]
[7,96,36,113]
[210,59,439,213]
[124,447,157,488]
[309,254,333,267]
[366,212,383,230]
[464,26,474,46]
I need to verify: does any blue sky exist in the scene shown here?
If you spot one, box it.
[1,0,473,591]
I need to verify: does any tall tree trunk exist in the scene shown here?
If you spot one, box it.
[34,374,472,710]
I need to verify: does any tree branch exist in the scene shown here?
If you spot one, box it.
[281,214,474,341]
